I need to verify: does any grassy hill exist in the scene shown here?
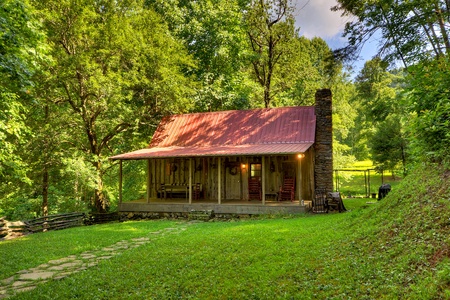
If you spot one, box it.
[1,163,449,299]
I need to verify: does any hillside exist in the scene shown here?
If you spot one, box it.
[342,163,450,298]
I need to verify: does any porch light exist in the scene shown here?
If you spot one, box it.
[241,163,247,169]
[297,153,305,159]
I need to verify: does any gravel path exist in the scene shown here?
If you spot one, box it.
[0,224,189,299]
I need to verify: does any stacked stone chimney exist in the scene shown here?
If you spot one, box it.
[314,89,333,193]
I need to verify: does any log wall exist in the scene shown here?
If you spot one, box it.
[146,153,314,201]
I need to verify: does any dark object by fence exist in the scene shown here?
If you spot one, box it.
[327,192,346,212]
[85,212,120,225]
[25,212,85,233]
[378,184,391,200]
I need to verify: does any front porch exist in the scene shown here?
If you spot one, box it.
[119,198,311,215]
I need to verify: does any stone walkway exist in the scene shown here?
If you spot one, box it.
[0,224,188,299]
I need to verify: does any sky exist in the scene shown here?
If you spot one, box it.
[294,0,378,74]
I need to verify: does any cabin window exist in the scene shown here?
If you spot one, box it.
[250,163,262,179]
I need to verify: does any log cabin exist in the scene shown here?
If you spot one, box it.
[110,89,333,216]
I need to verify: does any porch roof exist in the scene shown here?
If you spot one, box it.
[110,106,316,160]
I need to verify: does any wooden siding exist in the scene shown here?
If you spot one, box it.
[139,153,314,202]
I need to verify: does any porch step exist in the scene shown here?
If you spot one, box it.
[188,210,214,221]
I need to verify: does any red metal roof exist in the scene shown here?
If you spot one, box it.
[110,106,316,160]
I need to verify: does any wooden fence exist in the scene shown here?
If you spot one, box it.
[25,212,86,233]
[0,212,124,240]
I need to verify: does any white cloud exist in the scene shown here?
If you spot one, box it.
[293,0,349,42]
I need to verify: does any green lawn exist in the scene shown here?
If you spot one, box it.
[2,164,450,299]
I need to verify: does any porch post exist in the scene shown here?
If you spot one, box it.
[146,159,151,203]
[218,157,222,204]
[262,156,266,205]
[297,156,302,203]
[119,160,123,204]
[189,158,192,204]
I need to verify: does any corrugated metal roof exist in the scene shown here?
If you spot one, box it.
[110,106,316,160]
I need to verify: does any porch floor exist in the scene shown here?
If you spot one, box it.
[119,198,310,215]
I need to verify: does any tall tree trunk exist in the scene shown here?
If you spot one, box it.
[42,168,49,216]
[93,159,108,213]
[264,86,271,108]
[42,105,49,217]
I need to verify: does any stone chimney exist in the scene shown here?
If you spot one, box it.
[314,89,333,193]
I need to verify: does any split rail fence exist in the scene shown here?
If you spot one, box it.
[1,212,120,239]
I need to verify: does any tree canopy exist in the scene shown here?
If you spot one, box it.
[5,0,449,219]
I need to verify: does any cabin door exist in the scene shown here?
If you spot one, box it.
[225,163,241,200]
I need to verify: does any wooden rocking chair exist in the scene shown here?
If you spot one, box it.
[278,177,295,202]
[193,183,201,200]
[313,189,328,213]
[248,178,262,200]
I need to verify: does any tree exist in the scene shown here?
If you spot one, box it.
[276,36,339,107]
[148,0,254,111]
[0,0,42,218]
[32,0,195,212]
[333,0,450,66]
[353,58,408,172]
[245,0,296,107]
[331,73,358,169]
[371,115,407,174]
[405,57,450,161]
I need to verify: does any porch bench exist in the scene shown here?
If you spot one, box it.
[158,183,202,199]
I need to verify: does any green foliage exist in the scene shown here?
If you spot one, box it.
[406,57,450,162]
[331,73,358,168]
[333,0,450,165]
[0,0,42,217]
[245,0,297,107]
[148,0,254,111]
[30,0,196,212]
[370,115,407,173]
[333,0,450,66]
[352,58,409,171]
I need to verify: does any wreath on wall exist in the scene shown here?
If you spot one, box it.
[229,166,238,176]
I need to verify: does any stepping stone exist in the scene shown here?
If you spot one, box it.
[113,245,129,250]
[15,285,37,293]
[75,267,87,272]
[19,272,55,281]
[85,262,98,267]
[48,257,75,265]
[132,237,150,242]
[81,254,97,259]
[97,256,113,260]
[35,264,50,269]
[1,276,15,285]
[102,247,116,252]
[48,261,82,271]
[54,271,76,280]
[12,281,31,288]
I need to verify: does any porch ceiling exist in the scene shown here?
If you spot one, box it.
[110,143,313,160]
